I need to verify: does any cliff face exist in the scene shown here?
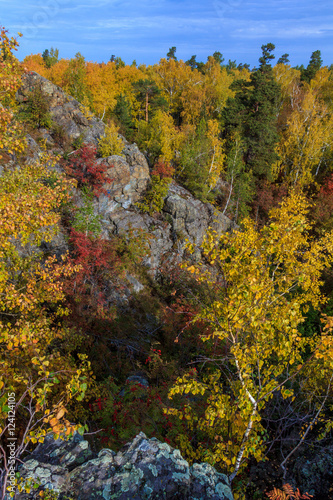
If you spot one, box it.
[17,72,235,274]
[17,71,105,145]
[15,432,233,500]
[9,74,237,499]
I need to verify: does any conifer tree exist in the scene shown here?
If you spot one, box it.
[223,43,281,181]
[302,50,323,83]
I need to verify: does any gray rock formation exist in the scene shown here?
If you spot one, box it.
[96,143,150,210]
[99,181,235,272]
[163,183,234,246]
[290,444,333,498]
[15,432,233,499]
[16,71,235,276]
[17,72,105,145]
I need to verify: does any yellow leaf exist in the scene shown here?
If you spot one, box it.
[56,408,65,420]
[49,417,58,427]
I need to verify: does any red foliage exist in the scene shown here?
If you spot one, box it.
[64,230,124,331]
[88,381,172,450]
[266,483,313,499]
[253,181,288,226]
[151,160,174,179]
[63,144,112,196]
[312,173,333,230]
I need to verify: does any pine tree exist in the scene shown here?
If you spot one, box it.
[223,43,281,181]
[166,46,177,61]
[302,50,323,83]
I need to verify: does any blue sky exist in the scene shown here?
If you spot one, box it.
[1,0,333,68]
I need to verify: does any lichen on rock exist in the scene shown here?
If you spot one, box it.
[15,432,233,499]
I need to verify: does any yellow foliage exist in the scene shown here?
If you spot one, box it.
[0,28,26,159]
[147,110,183,163]
[98,120,125,157]
[22,53,48,77]
[169,191,333,479]
[0,42,90,490]
[273,69,333,187]
[204,58,235,117]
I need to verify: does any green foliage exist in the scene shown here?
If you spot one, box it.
[18,82,53,129]
[277,53,290,65]
[137,175,171,214]
[177,120,213,201]
[223,44,281,181]
[42,47,59,68]
[212,51,225,66]
[115,56,125,69]
[167,46,177,61]
[64,52,90,103]
[113,94,135,139]
[135,120,162,166]
[302,50,323,83]
[136,161,174,215]
[71,186,102,236]
[222,132,255,221]
[132,79,167,123]
[72,133,85,150]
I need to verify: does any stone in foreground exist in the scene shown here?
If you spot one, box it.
[16,432,233,499]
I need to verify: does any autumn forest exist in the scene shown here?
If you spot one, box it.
[1,26,333,499]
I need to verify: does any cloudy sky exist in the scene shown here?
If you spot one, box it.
[2,0,333,67]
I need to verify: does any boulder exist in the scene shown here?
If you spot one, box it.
[15,432,234,500]
[290,445,333,498]
[163,183,234,247]
[96,143,150,210]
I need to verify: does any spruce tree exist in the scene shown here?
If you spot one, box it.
[302,50,323,82]
[222,43,281,181]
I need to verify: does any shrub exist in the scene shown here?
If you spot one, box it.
[18,81,53,129]
[71,186,102,237]
[98,121,125,157]
[63,144,112,197]
[137,161,174,215]
[266,484,313,500]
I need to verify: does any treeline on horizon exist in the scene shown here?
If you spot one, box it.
[23,43,333,228]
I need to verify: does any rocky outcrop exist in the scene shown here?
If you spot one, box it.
[99,181,235,272]
[16,72,235,274]
[163,183,233,246]
[290,445,333,498]
[17,72,105,145]
[96,143,150,210]
[15,432,234,500]
[104,207,173,272]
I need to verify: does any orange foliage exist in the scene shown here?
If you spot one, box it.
[22,53,48,77]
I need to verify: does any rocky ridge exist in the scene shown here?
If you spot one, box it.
[17,72,235,273]
[8,74,237,499]
[15,432,234,500]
